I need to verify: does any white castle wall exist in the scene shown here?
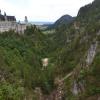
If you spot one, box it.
[0,21,27,33]
[0,21,26,33]
[0,11,28,34]
[0,21,16,32]
[16,23,27,34]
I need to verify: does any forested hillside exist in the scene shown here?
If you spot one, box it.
[0,27,55,99]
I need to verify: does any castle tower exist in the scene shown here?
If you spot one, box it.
[4,12,7,21]
[0,10,1,15]
[24,16,28,24]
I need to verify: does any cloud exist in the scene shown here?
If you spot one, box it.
[0,0,94,21]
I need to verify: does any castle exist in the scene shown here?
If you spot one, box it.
[0,10,28,33]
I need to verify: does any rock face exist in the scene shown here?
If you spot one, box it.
[86,41,98,66]
[72,80,85,96]
[72,81,79,95]
[71,40,98,96]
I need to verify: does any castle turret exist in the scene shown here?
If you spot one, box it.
[0,10,1,15]
[24,16,28,24]
[4,12,7,21]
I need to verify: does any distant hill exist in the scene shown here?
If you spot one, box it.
[47,14,75,29]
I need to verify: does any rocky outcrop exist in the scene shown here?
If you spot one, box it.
[71,40,98,96]
[86,41,98,66]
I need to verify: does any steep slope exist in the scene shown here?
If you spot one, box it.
[0,28,54,99]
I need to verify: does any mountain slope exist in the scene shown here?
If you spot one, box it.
[48,14,75,30]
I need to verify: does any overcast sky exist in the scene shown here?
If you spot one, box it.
[0,0,94,22]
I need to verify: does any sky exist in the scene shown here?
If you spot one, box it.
[0,0,94,22]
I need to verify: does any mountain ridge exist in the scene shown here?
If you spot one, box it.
[47,14,75,30]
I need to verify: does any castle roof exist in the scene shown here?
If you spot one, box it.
[0,15,5,21]
[7,16,16,21]
[0,14,16,21]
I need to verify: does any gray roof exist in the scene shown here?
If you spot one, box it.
[0,14,16,21]
[0,15,5,21]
